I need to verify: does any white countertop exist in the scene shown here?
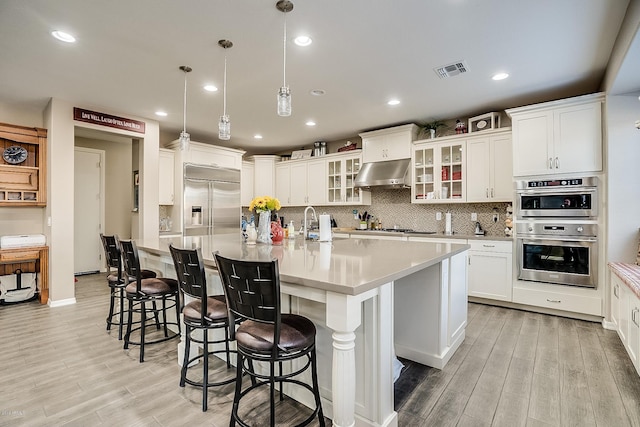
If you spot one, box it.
[346,229,514,241]
[136,234,469,296]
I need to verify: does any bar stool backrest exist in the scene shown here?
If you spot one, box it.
[119,239,143,292]
[169,244,208,320]
[214,252,281,351]
[100,234,122,271]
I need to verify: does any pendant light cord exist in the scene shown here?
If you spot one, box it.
[182,71,188,133]
[223,53,228,116]
[282,13,287,87]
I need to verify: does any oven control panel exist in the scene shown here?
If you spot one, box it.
[516,221,597,237]
[516,176,598,191]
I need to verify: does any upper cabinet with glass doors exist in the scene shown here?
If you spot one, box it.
[413,138,466,203]
[326,152,371,205]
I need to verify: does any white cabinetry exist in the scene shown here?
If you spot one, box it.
[512,280,602,316]
[506,93,603,177]
[252,155,278,198]
[360,124,418,163]
[611,274,621,330]
[610,271,640,375]
[241,161,254,206]
[275,158,326,207]
[275,162,292,206]
[466,130,513,202]
[468,240,513,301]
[326,152,371,205]
[159,148,175,205]
[166,140,245,170]
[412,139,466,203]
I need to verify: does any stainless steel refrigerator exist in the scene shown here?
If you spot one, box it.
[183,163,241,236]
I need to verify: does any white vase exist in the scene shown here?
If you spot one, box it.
[256,210,272,244]
[245,223,257,245]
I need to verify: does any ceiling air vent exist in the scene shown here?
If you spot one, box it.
[434,61,469,79]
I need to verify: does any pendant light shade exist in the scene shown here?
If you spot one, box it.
[218,39,233,140]
[178,65,192,151]
[276,0,293,117]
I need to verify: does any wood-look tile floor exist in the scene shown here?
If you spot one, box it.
[395,302,640,427]
[1,274,640,426]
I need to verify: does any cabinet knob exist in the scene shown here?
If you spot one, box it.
[548,158,553,169]
[555,157,559,169]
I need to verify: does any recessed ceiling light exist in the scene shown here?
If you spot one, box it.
[204,85,218,92]
[294,36,312,46]
[306,121,316,126]
[51,30,76,43]
[310,89,325,96]
[155,111,168,117]
[387,99,400,106]
[492,72,509,81]
[254,134,263,139]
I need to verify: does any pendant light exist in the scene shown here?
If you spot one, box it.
[218,39,233,140]
[178,65,192,151]
[276,0,293,117]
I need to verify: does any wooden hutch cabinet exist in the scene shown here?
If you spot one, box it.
[0,122,47,206]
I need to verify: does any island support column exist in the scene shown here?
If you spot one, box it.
[326,291,362,427]
[326,282,396,427]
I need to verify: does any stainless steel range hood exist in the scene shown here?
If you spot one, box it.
[354,158,411,189]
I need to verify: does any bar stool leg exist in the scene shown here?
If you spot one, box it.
[180,325,191,387]
[106,288,116,331]
[124,298,134,349]
[311,348,325,426]
[118,288,125,340]
[202,329,209,412]
[140,301,146,363]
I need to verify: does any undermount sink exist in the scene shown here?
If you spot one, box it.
[404,230,437,234]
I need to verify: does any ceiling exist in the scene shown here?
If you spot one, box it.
[1,0,637,155]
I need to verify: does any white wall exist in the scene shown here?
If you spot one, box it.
[606,94,640,263]
[42,98,160,305]
[0,100,44,128]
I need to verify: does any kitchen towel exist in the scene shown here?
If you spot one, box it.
[319,213,332,242]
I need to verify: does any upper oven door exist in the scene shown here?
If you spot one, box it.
[516,187,597,218]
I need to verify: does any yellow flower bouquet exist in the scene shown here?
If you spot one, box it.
[249,195,281,213]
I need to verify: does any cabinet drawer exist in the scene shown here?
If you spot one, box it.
[0,250,40,262]
[0,166,38,190]
[468,240,512,253]
[513,286,601,316]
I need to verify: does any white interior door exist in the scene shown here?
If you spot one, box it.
[74,147,105,274]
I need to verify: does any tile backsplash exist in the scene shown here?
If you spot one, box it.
[246,188,512,237]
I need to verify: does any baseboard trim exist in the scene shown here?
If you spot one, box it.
[468,296,603,323]
[49,298,77,307]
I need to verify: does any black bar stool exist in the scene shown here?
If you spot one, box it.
[214,251,325,427]
[169,244,236,412]
[119,238,181,362]
[99,234,157,340]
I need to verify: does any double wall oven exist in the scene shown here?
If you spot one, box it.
[515,177,599,288]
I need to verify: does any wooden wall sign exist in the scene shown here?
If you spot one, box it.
[73,107,145,134]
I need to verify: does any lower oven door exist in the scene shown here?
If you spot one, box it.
[517,236,598,288]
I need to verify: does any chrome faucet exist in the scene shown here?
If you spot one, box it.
[303,206,317,239]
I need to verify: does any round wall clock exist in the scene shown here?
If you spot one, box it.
[3,146,28,164]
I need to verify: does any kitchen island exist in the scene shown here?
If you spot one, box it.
[136,234,469,427]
